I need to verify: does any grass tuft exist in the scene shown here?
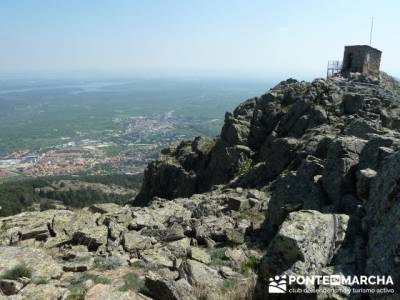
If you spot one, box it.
[1,264,32,280]
[67,273,111,300]
[240,256,260,274]
[119,272,145,292]
[94,256,123,271]
[71,273,111,285]
[209,247,228,266]
[33,276,48,285]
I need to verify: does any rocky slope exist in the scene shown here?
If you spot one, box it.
[1,73,400,299]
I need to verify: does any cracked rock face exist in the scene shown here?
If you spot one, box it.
[1,73,400,299]
[258,211,350,289]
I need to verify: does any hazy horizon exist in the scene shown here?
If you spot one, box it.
[1,1,399,80]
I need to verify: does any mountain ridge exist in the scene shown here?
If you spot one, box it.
[135,72,400,204]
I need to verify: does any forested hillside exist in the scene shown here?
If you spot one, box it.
[0,174,142,216]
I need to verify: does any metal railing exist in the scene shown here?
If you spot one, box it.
[327,60,342,78]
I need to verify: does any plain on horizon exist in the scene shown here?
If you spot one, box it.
[0,0,399,80]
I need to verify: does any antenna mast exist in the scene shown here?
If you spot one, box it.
[369,17,374,46]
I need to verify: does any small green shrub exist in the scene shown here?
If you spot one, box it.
[240,256,260,274]
[92,275,110,285]
[65,293,85,300]
[33,276,48,285]
[119,272,145,292]
[71,273,111,285]
[2,264,32,280]
[209,247,228,266]
[221,277,239,293]
[39,201,57,211]
[213,276,256,300]
[131,260,159,271]
[67,273,110,300]
[94,256,122,271]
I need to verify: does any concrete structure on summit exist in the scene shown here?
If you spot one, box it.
[341,45,382,77]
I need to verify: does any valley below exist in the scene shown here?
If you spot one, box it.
[0,78,268,180]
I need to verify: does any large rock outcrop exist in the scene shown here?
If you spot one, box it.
[130,73,400,299]
[364,151,400,294]
[133,74,400,207]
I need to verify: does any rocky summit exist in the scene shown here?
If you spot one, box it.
[1,72,400,300]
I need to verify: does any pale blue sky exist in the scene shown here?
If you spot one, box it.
[0,0,399,79]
